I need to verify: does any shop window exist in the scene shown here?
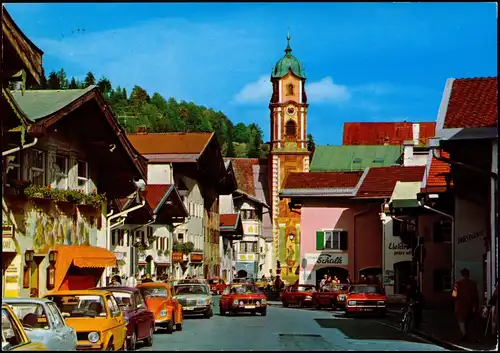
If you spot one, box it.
[29,149,46,186]
[239,241,257,253]
[393,218,416,240]
[5,144,21,187]
[54,155,68,190]
[178,233,184,243]
[77,160,89,192]
[433,219,452,243]
[433,268,452,291]
[285,120,297,137]
[316,230,348,250]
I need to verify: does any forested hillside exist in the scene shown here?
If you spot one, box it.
[28,69,268,158]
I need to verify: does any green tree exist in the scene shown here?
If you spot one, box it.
[247,123,263,158]
[68,77,78,89]
[307,133,316,153]
[57,68,69,89]
[47,71,61,89]
[97,77,112,98]
[130,85,149,105]
[233,122,250,143]
[84,71,96,87]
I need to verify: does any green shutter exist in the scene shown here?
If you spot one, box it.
[295,226,300,263]
[316,231,324,250]
[279,226,286,261]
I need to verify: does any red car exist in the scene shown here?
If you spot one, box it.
[208,279,227,295]
[98,286,155,350]
[281,284,317,308]
[345,284,387,317]
[312,283,350,310]
[219,284,267,316]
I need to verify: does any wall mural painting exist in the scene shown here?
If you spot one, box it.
[278,217,300,279]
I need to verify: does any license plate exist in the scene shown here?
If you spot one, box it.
[245,305,255,309]
[183,307,194,311]
[361,308,373,312]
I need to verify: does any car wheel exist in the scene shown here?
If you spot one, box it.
[144,326,154,347]
[315,302,322,310]
[331,301,338,311]
[128,331,136,351]
[120,338,127,351]
[261,310,267,316]
[298,299,304,308]
[106,339,114,351]
[282,300,288,308]
[166,318,174,334]
[176,323,183,331]
[204,308,213,319]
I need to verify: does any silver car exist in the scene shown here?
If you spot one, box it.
[3,298,77,351]
[174,283,213,318]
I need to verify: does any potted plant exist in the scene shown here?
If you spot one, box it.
[183,241,194,255]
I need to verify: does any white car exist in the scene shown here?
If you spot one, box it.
[3,298,77,351]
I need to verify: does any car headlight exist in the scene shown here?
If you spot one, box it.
[348,300,356,306]
[377,301,385,305]
[261,299,267,305]
[256,301,261,306]
[233,299,239,305]
[338,295,346,300]
[305,296,312,300]
[88,331,100,343]
[205,299,211,305]
[160,310,167,317]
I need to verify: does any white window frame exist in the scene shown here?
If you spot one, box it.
[77,160,89,193]
[324,230,343,250]
[5,144,21,186]
[29,149,46,186]
[54,155,69,190]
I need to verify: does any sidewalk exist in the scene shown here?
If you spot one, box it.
[385,307,497,351]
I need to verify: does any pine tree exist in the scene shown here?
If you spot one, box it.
[47,71,61,89]
[68,77,78,89]
[57,68,69,89]
[84,71,96,87]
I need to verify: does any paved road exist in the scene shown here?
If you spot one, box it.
[137,297,448,351]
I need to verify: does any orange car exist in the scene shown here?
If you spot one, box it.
[136,283,183,333]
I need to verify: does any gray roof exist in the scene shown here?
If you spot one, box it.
[11,85,96,121]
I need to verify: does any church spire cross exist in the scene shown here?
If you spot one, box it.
[285,28,292,55]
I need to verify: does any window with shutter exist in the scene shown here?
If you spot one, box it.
[316,231,324,250]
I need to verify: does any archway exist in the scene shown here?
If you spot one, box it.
[393,261,412,294]
[359,267,382,284]
[237,270,248,278]
[315,267,349,286]
[145,255,153,275]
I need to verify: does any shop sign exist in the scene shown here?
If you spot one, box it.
[2,224,14,238]
[2,238,16,252]
[172,252,184,263]
[387,242,412,256]
[190,253,203,262]
[305,252,348,266]
[457,230,483,245]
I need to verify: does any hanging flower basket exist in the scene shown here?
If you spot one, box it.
[24,185,106,209]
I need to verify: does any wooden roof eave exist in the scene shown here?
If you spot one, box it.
[2,87,32,133]
[2,7,44,84]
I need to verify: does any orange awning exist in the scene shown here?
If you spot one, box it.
[53,245,117,291]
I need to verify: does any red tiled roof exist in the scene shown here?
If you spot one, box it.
[220,213,238,228]
[126,132,213,155]
[443,77,497,129]
[426,151,453,188]
[342,122,436,145]
[283,171,363,189]
[225,158,259,196]
[356,166,425,198]
[142,184,172,210]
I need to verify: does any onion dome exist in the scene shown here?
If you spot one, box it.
[271,33,306,79]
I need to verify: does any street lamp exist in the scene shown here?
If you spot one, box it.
[288,234,295,242]
[48,250,58,265]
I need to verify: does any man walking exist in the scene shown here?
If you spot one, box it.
[453,268,479,342]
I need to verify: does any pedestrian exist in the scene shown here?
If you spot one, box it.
[333,276,340,284]
[486,279,498,335]
[326,275,332,286]
[163,274,170,283]
[320,274,328,289]
[359,274,367,284]
[406,276,423,328]
[151,274,157,282]
[452,268,479,342]
[346,273,353,285]
[126,274,137,287]
[142,274,154,283]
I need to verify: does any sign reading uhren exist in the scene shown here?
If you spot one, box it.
[305,253,348,266]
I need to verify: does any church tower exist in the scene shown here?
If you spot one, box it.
[269,33,310,282]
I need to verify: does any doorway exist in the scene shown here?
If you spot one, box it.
[394,261,412,294]
[237,270,248,278]
[315,267,349,286]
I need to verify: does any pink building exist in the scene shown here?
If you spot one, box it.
[280,166,425,286]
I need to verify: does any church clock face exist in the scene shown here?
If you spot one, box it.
[286,105,297,116]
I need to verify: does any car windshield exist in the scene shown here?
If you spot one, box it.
[175,285,208,295]
[349,285,384,294]
[297,286,316,292]
[7,303,49,329]
[139,287,169,298]
[46,295,107,318]
[229,285,260,294]
[110,291,133,309]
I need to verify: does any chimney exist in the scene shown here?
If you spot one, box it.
[412,123,420,145]
[136,126,147,134]
[403,140,414,166]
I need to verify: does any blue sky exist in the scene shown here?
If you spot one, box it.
[6,3,497,145]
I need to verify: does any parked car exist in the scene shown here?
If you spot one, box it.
[97,286,155,350]
[312,284,350,310]
[3,298,77,351]
[208,279,227,295]
[43,289,127,350]
[344,284,387,317]
[281,284,317,308]
[255,278,272,291]
[1,303,48,351]
[219,284,267,316]
[174,282,213,318]
[136,283,183,333]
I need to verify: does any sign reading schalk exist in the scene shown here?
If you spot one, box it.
[457,230,483,245]
[305,253,348,266]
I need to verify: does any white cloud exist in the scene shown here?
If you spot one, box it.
[234,75,351,105]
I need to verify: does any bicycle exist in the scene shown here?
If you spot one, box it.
[400,301,418,333]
